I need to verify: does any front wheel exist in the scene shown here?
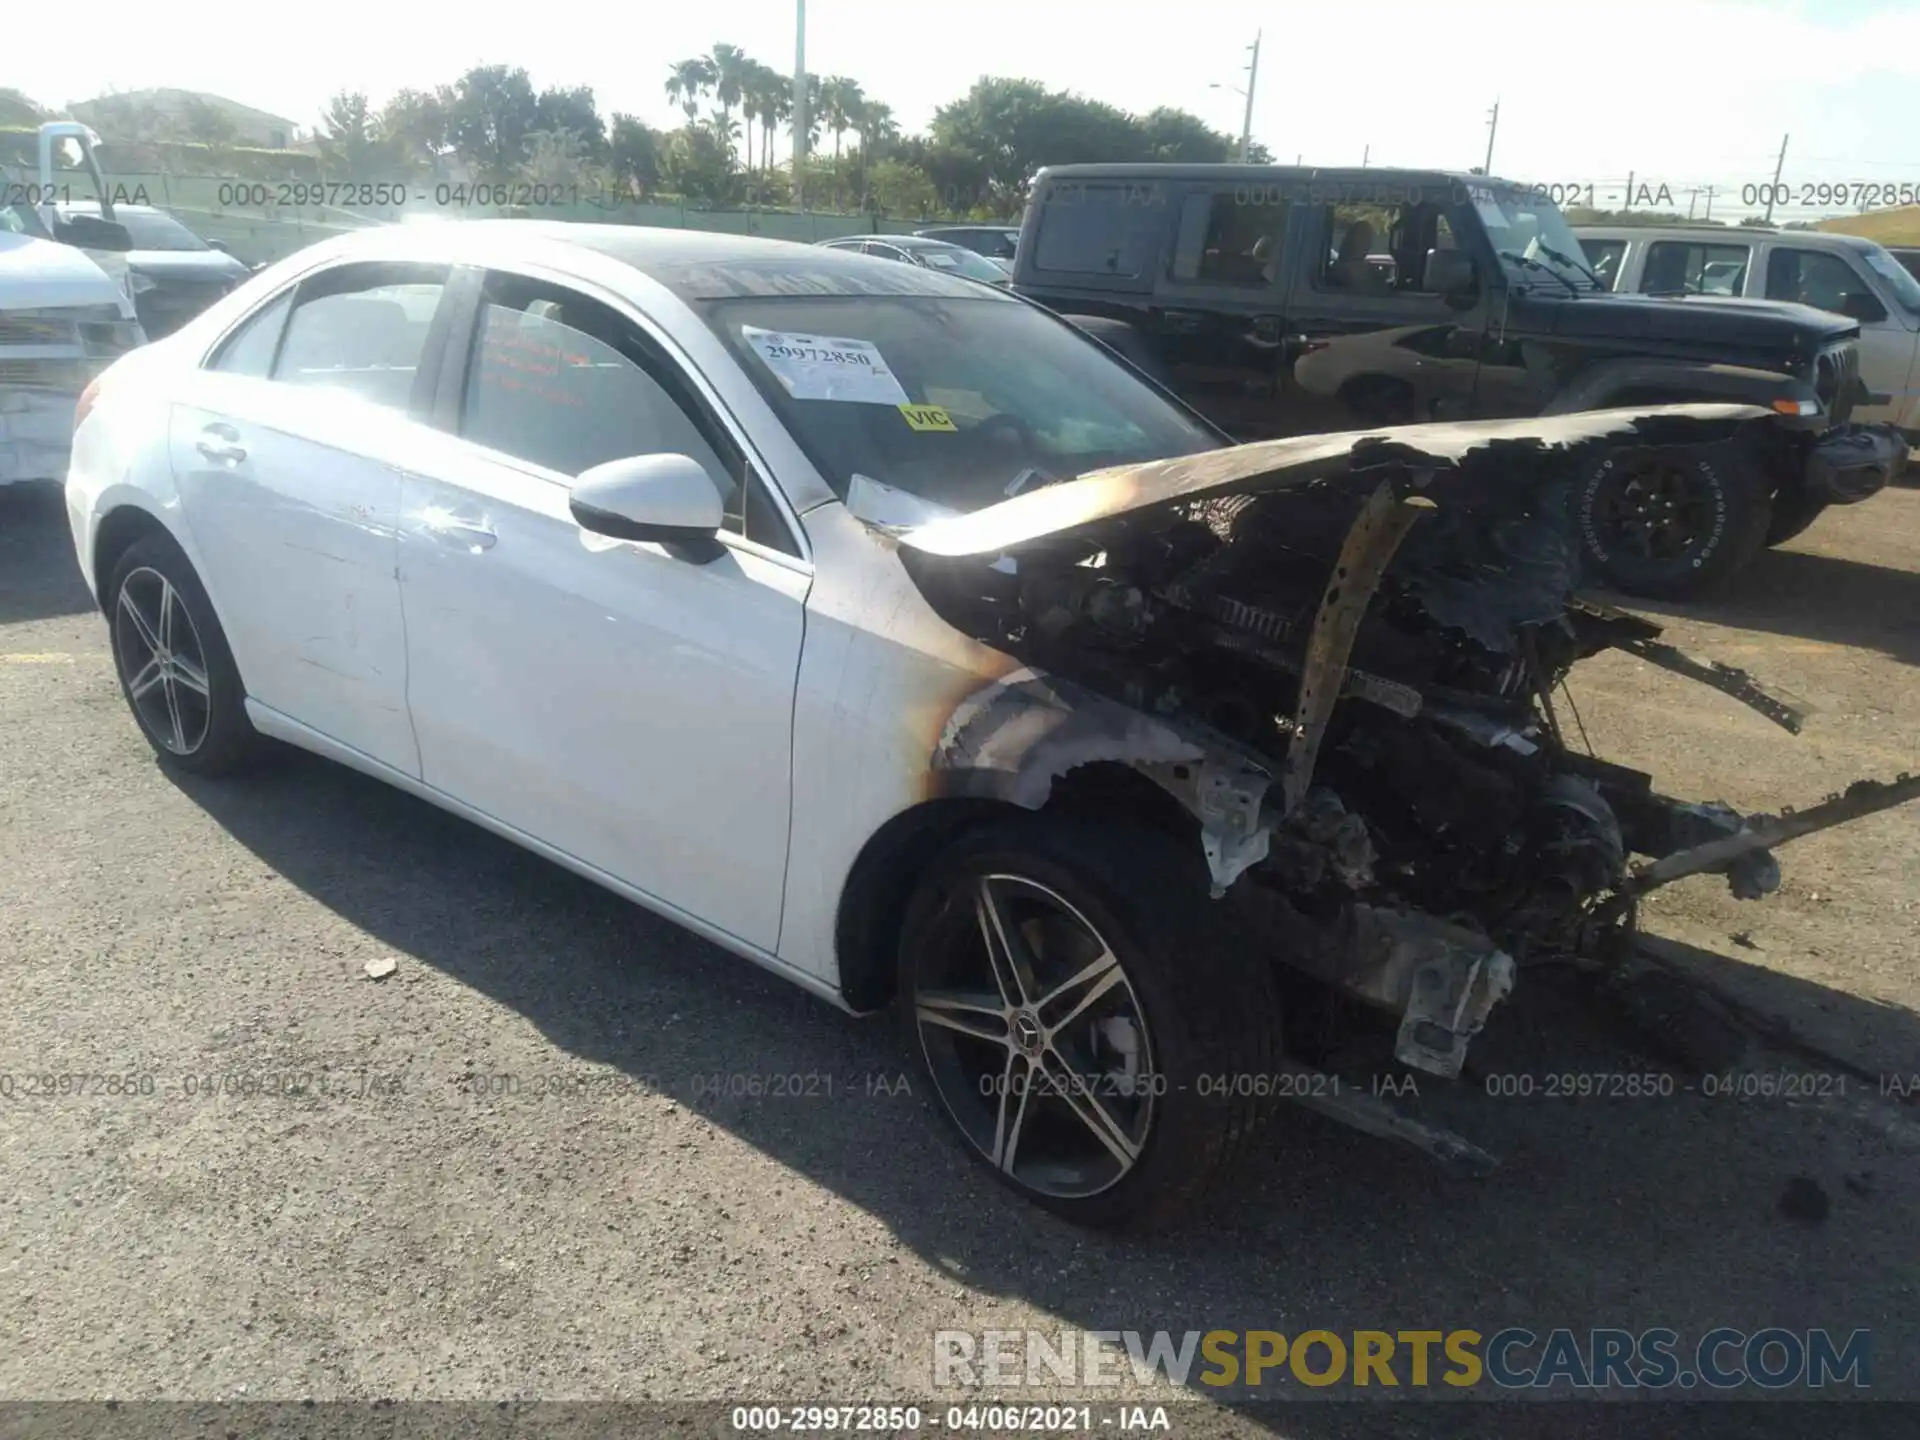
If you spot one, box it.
[1576,443,1773,599]
[898,816,1283,1231]
[107,533,262,774]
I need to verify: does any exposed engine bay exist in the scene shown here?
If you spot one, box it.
[895,407,1920,1168]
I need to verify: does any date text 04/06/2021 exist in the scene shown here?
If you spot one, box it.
[730,1405,1173,1433]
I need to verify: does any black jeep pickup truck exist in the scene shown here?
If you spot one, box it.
[1010,164,1908,597]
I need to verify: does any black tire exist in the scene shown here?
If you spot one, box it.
[106,532,262,775]
[1763,488,1829,547]
[1575,442,1773,599]
[897,814,1283,1231]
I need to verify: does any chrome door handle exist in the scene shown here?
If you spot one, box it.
[195,424,246,464]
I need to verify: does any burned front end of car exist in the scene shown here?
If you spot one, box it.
[896,405,1918,1167]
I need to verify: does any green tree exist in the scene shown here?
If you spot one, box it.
[665,57,716,123]
[866,157,937,218]
[661,121,736,206]
[709,44,750,135]
[1136,107,1235,163]
[317,90,389,177]
[746,62,791,175]
[379,88,451,175]
[820,76,864,164]
[608,113,661,199]
[445,65,542,181]
[931,78,1138,206]
[534,85,606,159]
[0,88,49,127]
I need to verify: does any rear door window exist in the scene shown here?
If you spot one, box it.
[1639,241,1749,296]
[270,263,450,411]
[1167,190,1289,288]
[1031,181,1166,278]
[209,291,293,376]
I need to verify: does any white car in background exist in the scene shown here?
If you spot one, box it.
[66,221,1908,1229]
[1575,223,1920,440]
[0,205,145,485]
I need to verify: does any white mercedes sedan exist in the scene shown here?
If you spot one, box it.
[68,220,1867,1228]
[65,221,1273,1229]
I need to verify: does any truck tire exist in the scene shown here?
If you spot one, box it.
[1575,442,1773,600]
[897,814,1282,1231]
[1763,489,1829,547]
[1063,316,1172,386]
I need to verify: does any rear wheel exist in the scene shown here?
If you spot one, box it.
[1576,443,1772,598]
[107,533,261,775]
[898,815,1282,1231]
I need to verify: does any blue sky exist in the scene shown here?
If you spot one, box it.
[17,0,1920,220]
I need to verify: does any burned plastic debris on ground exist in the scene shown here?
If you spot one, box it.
[899,406,1920,1165]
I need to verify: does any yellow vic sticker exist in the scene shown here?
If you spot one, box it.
[899,403,958,433]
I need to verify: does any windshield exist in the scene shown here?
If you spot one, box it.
[912,245,1008,284]
[0,203,55,240]
[1470,184,1602,291]
[1860,245,1920,314]
[63,205,208,252]
[704,294,1221,515]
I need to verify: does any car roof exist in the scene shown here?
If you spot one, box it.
[1031,163,1503,185]
[824,234,957,251]
[288,220,1009,303]
[1573,223,1882,253]
[56,200,170,217]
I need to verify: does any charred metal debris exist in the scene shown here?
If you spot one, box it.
[899,407,1920,1166]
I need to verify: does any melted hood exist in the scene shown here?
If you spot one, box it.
[896,404,1769,558]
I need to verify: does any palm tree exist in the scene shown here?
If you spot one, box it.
[747,62,791,176]
[664,57,715,122]
[709,44,749,133]
[855,99,898,161]
[820,76,864,164]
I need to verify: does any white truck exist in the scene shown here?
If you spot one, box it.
[1575,222,1920,444]
[1,123,147,486]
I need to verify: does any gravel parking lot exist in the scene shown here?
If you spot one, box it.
[1,480,1915,1432]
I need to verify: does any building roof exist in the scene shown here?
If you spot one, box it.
[72,89,297,135]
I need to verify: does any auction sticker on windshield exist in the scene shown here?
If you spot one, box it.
[742,326,910,405]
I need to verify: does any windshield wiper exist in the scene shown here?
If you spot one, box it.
[1535,242,1605,290]
[1498,249,1579,297]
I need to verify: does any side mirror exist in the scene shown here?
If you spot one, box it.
[570,454,725,559]
[1424,249,1478,298]
[56,214,134,252]
[1840,291,1888,325]
[205,238,230,253]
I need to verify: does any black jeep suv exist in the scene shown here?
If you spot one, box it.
[1011,164,1908,597]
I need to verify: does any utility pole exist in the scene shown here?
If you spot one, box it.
[1763,133,1789,223]
[1687,187,1699,220]
[1362,144,1369,167]
[1238,31,1260,164]
[793,0,808,210]
[1483,100,1499,175]
[1623,169,1634,212]
[1703,184,1716,221]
